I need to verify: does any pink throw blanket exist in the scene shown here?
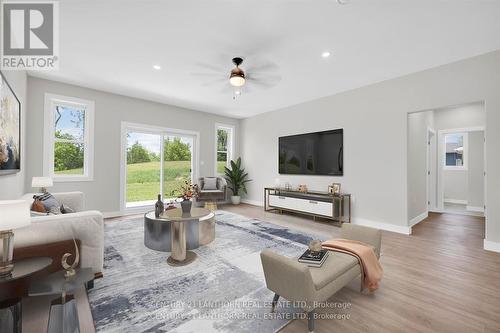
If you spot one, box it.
[322,239,383,292]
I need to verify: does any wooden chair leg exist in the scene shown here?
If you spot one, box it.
[271,293,280,313]
[307,310,315,333]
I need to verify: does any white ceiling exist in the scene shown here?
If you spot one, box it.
[30,0,500,118]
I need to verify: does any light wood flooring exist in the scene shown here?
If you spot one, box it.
[23,204,500,333]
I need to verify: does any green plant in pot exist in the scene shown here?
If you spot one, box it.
[224,157,251,205]
[173,179,199,214]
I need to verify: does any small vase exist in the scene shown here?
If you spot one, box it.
[181,200,192,215]
[155,194,164,218]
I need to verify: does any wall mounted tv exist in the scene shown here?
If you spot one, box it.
[279,129,343,176]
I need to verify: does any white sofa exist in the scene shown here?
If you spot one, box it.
[17,191,104,274]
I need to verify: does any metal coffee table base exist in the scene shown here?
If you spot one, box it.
[47,295,80,333]
[0,299,21,333]
[167,251,197,267]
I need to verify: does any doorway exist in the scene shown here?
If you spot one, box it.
[438,128,485,216]
[120,123,199,212]
[407,101,486,229]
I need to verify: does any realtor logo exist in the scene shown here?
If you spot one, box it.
[1,1,59,70]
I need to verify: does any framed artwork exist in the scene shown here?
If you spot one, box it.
[0,71,21,175]
[328,183,341,195]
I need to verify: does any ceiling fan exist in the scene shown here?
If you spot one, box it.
[192,56,281,100]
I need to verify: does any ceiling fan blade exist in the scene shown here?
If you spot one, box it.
[200,77,227,86]
[246,61,279,73]
[191,72,226,78]
[194,62,227,73]
[246,74,281,88]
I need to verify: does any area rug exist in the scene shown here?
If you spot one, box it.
[88,211,324,332]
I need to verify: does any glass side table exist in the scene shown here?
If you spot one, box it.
[29,268,94,333]
[0,257,52,333]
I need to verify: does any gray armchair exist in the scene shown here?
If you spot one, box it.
[197,177,227,202]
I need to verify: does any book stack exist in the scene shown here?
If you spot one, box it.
[298,249,329,268]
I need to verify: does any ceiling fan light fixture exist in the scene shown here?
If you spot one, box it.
[229,57,246,87]
[230,75,245,87]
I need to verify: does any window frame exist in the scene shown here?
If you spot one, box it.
[443,131,468,171]
[215,123,234,175]
[43,93,95,182]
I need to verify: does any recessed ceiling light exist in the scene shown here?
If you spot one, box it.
[153,65,161,70]
[321,51,331,58]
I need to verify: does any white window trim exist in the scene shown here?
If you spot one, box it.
[43,93,95,182]
[215,123,234,175]
[442,131,468,171]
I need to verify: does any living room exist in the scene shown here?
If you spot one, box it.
[1,1,500,333]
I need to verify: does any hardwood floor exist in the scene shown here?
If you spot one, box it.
[223,205,499,333]
[22,205,500,333]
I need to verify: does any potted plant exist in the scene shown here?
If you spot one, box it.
[174,180,199,214]
[224,157,251,205]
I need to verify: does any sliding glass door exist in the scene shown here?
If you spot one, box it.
[124,126,196,209]
[162,135,193,199]
[126,132,162,206]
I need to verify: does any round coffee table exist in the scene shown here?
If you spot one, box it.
[144,208,215,266]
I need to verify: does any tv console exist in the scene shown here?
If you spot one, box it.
[264,187,351,223]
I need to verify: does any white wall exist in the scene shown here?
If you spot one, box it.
[240,50,500,244]
[25,77,239,213]
[407,111,434,221]
[0,71,27,200]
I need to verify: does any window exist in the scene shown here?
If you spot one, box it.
[215,124,233,174]
[44,94,94,181]
[444,132,467,170]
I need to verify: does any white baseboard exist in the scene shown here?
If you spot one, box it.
[409,211,428,227]
[484,240,500,253]
[466,205,484,213]
[103,211,122,218]
[353,218,411,235]
[103,207,149,218]
[241,199,264,207]
[444,199,468,205]
[241,199,410,235]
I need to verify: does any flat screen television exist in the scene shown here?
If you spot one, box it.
[279,129,343,176]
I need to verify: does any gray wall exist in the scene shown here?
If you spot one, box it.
[240,50,500,243]
[443,171,468,202]
[434,103,485,130]
[25,77,239,213]
[407,111,434,221]
[0,71,27,200]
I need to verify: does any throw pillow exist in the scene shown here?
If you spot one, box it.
[203,177,218,190]
[60,204,75,214]
[33,193,61,214]
[31,198,47,213]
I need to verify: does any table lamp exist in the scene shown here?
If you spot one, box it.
[32,176,53,193]
[0,200,31,276]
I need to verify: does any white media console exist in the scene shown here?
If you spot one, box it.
[264,187,351,223]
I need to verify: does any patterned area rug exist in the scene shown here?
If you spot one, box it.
[88,211,323,332]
